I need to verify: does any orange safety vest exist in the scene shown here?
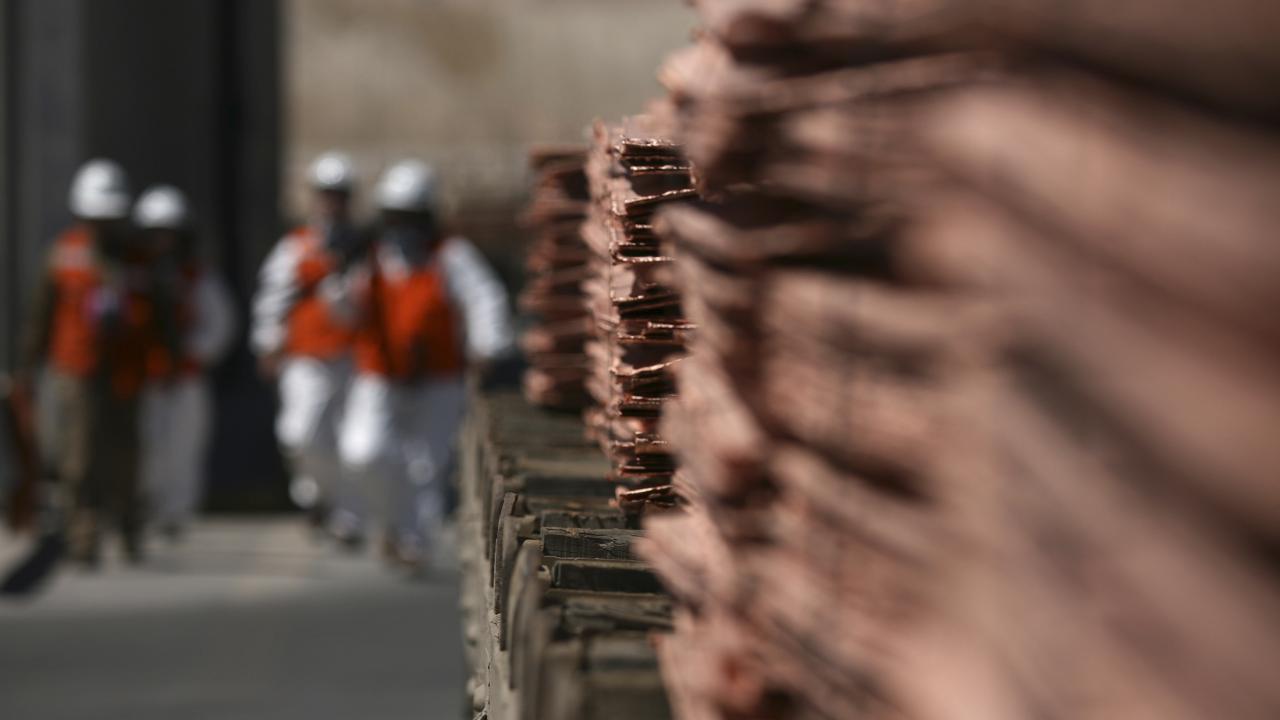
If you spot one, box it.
[284,226,354,359]
[48,225,155,398]
[354,246,464,381]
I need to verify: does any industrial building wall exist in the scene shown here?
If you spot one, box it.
[77,0,282,301]
[284,0,693,282]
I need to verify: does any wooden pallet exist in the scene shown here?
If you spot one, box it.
[457,389,673,720]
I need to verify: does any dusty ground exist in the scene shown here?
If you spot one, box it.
[0,517,466,720]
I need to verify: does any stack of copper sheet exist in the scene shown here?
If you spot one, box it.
[519,146,593,410]
[896,69,1280,720]
[580,115,698,512]
[631,1,1280,719]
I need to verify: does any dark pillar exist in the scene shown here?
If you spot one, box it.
[205,0,290,511]
[80,1,220,243]
[217,0,283,296]
[11,0,86,338]
[0,0,11,369]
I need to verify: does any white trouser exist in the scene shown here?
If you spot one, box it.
[339,373,466,547]
[276,356,362,529]
[141,377,212,528]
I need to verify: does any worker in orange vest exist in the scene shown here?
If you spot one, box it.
[251,151,365,545]
[135,186,236,541]
[338,160,512,571]
[17,159,180,566]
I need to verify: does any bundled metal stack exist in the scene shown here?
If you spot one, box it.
[632,1,1280,719]
[893,4,1280,717]
[519,146,594,410]
[580,115,698,512]
[636,7,982,717]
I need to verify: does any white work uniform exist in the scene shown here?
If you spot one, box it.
[251,227,362,532]
[338,237,513,552]
[141,271,236,530]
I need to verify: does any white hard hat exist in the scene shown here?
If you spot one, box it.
[309,151,356,191]
[69,159,131,220]
[376,160,437,213]
[133,185,190,230]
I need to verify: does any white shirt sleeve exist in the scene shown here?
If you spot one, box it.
[187,272,238,365]
[440,237,513,362]
[250,237,301,356]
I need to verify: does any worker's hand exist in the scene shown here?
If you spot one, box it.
[257,352,284,380]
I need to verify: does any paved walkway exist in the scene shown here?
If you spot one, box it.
[0,518,466,720]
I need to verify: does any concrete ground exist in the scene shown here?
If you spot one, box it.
[0,517,466,720]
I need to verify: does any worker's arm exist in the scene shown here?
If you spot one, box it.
[440,237,514,363]
[187,271,238,367]
[249,237,301,361]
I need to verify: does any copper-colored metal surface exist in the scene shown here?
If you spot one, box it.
[626,2,1280,719]
[573,115,700,510]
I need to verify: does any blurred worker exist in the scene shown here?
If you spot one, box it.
[17,159,179,566]
[251,151,365,545]
[135,186,236,541]
[339,160,512,570]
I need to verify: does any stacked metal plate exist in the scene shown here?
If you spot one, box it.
[519,146,594,410]
[898,64,1280,720]
[630,1,1280,719]
[580,114,698,512]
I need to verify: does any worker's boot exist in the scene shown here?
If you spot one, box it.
[120,502,146,564]
[66,509,101,569]
[328,510,365,552]
[384,531,428,577]
[121,525,145,565]
[121,535,145,565]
